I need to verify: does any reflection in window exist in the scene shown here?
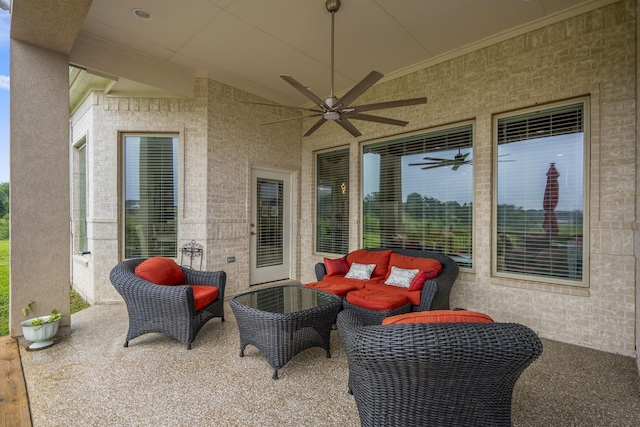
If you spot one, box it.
[124,135,178,259]
[495,101,586,283]
[362,124,473,268]
[316,148,349,255]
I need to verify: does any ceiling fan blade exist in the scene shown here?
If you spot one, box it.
[345,113,408,127]
[239,100,322,113]
[280,75,330,109]
[260,114,322,125]
[353,97,428,113]
[408,162,439,166]
[335,118,362,137]
[338,71,384,108]
[303,117,328,137]
[421,164,449,170]
[421,156,450,161]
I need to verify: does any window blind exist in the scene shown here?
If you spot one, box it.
[78,144,88,253]
[316,148,349,254]
[496,102,585,282]
[124,135,178,259]
[362,125,473,267]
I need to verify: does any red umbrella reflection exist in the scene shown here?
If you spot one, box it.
[542,163,560,238]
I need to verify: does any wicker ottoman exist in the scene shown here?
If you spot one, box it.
[343,288,411,326]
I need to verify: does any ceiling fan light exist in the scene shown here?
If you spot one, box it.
[324,111,341,120]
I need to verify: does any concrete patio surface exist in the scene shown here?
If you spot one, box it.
[17,302,640,427]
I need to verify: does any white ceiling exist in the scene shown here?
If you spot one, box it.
[72,0,611,105]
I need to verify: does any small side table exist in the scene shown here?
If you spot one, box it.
[230,285,342,379]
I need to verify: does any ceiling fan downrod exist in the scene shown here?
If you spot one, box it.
[325,0,341,115]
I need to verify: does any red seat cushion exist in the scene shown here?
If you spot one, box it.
[382,310,494,325]
[346,288,409,311]
[323,275,385,290]
[134,257,186,286]
[191,285,219,311]
[346,250,392,278]
[304,281,358,297]
[324,257,349,276]
[364,281,422,306]
[386,253,443,281]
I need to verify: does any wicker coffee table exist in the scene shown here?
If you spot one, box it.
[230,285,342,379]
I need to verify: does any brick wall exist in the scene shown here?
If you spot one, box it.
[300,0,636,356]
[70,77,301,303]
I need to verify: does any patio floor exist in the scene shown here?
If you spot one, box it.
[14,302,640,426]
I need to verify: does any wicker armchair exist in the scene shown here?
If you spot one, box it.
[110,258,226,349]
[336,309,543,427]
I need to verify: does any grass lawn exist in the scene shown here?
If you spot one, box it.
[0,239,91,336]
[0,240,8,335]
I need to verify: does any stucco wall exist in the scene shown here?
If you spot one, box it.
[300,1,636,356]
[10,41,71,334]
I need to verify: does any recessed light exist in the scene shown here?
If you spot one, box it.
[132,8,152,20]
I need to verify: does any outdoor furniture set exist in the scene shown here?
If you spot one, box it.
[110,253,542,426]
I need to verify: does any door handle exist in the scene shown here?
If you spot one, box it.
[250,231,256,235]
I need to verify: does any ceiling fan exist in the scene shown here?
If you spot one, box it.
[240,0,428,137]
[409,149,472,171]
[409,150,514,171]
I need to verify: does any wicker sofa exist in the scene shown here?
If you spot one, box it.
[110,258,226,349]
[336,309,543,427]
[312,247,459,311]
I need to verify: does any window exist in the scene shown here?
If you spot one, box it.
[362,124,473,268]
[494,100,586,284]
[124,135,178,259]
[316,148,349,254]
[75,141,88,253]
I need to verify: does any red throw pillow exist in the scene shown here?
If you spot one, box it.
[382,310,494,325]
[386,253,443,280]
[324,257,349,276]
[134,257,186,286]
[346,249,392,277]
[408,270,430,291]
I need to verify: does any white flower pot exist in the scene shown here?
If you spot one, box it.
[20,315,60,350]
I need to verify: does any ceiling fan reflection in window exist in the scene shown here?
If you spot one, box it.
[240,0,428,137]
[409,149,513,171]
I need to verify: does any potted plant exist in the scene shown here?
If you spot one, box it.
[20,301,62,350]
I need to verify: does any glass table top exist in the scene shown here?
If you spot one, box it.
[232,285,340,314]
